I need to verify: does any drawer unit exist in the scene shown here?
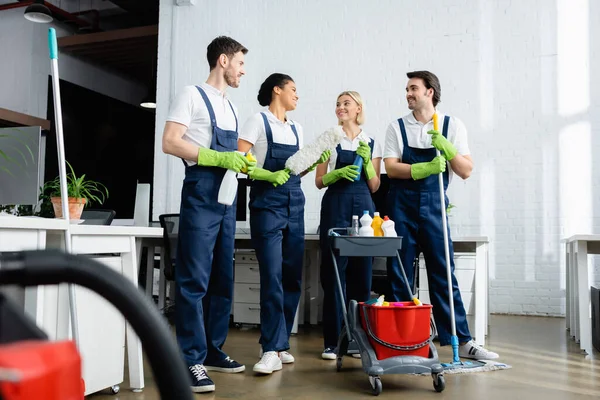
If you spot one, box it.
[234,250,261,325]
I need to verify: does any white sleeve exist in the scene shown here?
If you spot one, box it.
[295,122,304,149]
[371,137,383,159]
[166,86,196,127]
[238,114,264,145]
[382,122,402,160]
[452,117,470,156]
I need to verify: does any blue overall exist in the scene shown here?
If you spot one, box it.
[319,140,375,349]
[249,113,305,352]
[175,86,238,366]
[386,116,472,346]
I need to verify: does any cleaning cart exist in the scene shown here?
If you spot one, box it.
[329,229,445,396]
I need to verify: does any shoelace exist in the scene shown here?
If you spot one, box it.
[223,356,235,364]
[189,364,209,381]
[324,348,335,353]
[260,351,279,365]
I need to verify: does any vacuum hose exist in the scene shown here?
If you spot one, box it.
[0,250,193,400]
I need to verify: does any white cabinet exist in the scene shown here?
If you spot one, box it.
[233,250,261,325]
[417,253,486,335]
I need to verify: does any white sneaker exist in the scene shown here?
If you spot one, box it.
[459,340,499,360]
[279,351,295,364]
[253,351,283,374]
[259,349,295,364]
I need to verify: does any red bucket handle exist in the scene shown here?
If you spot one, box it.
[361,304,435,352]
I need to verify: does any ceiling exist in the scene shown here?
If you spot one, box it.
[1,1,160,86]
[58,24,158,86]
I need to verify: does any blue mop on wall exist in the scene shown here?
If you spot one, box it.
[47,27,80,348]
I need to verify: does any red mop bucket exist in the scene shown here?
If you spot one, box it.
[360,302,433,360]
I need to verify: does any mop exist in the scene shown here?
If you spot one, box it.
[47,28,80,349]
[432,113,493,373]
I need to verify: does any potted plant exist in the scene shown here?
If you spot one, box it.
[43,162,109,220]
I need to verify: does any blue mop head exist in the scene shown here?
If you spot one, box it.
[285,126,345,175]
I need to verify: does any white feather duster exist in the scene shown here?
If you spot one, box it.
[285,126,345,175]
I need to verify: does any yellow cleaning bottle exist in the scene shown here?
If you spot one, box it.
[371,212,384,236]
[241,152,256,174]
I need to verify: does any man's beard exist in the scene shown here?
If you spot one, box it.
[224,69,238,88]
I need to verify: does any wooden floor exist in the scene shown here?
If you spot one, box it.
[88,315,600,400]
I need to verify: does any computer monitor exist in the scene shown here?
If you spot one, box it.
[0,126,43,206]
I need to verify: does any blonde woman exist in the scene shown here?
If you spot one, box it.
[315,91,382,359]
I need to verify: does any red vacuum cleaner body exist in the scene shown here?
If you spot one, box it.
[0,340,84,400]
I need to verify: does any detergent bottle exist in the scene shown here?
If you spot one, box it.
[352,154,363,181]
[371,212,384,236]
[381,216,397,237]
[218,152,255,206]
[359,210,374,236]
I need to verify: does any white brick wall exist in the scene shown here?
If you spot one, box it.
[154,0,600,316]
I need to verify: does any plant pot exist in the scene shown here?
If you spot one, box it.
[50,197,87,220]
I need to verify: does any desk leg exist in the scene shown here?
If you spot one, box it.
[573,242,580,341]
[575,240,592,355]
[158,248,167,310]
[145,246,155,298]
[124,238,144,391]
[474,242,486,346]
[565,242,570,332]
[310,247,321,326]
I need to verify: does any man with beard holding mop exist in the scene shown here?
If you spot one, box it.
[162,36,255,393]
[383,70,499,361]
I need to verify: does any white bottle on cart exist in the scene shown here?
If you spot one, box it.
[350,215,360,236]
[359,210,374,236]
[382,216,397,237]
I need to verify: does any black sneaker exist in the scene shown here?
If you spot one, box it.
[188,364,215,393]
[204,356,245,373]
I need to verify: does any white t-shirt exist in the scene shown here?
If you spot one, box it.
[166,83,239,166]
[239,110,304,168]
[382,111,470,179]
[326,130,382,172]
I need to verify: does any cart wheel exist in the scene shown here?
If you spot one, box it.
[369,376,382,396]
[432,374,445,393]
[234,323,241,329]
[110,385,120,395]
[336,357,343,371]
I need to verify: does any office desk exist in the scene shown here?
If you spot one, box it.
[0,216,162,394]
[564,234,600,355]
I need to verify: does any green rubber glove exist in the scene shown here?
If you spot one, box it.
[410,156,446,180]
[356,141,376,180]
[322,165,360,186]
[427,130,457,161]
[307,150,332,172]
[248,168,290,187]
[197,148,251,173]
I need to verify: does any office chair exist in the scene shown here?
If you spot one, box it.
[158,214,179,322]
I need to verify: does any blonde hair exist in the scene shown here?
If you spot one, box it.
[337,91,364,126]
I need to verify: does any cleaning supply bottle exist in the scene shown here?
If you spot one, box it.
[218,151,253,206]
[359,210,374,236]
[371,212,384,236]
[352,154,363,181]
[382,216,397,237]
[350,215,359,236]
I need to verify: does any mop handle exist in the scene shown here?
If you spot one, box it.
[433,114,457,338]
[48,28,80,347]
